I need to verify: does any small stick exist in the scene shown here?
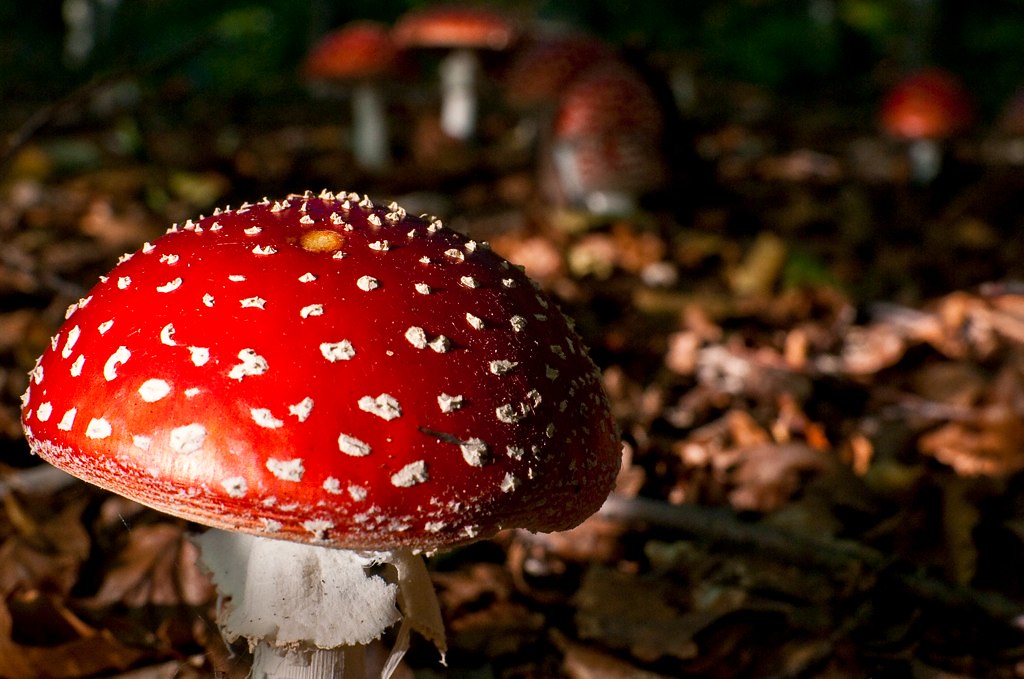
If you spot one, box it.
[598,493,1023,623]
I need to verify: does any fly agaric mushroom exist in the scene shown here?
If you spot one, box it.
[20,190,621,678]
[879,67,975,184]
[303,21,402,172]
[503,31,614,114]
[501,31,616,150]
[393,5,519,141]
[544,62,667,216]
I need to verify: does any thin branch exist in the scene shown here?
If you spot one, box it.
[598,493,1023,623]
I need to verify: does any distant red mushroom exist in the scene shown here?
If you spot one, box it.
[502,31,614,114]
[501,31,616,151]
[303,21,402,172]
[393,5,519,141]
[545,62,668,216]
[21,191,621,678]
[879,68,975,183]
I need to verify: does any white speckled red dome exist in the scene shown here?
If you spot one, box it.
[20,191,620,551]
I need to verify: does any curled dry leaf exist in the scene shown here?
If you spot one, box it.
[0,594,145,679]
[447,600,546,657]
[574,565,707,663]
[556,630,675,679]
[0,494,90,598]
[727,442,833,513]
[431,562,543,657]
[834,322,909,376]
[915,356,1024,476]
[432,562,514,616]
[79,522,214,609]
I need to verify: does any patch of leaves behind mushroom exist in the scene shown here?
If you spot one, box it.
[4,112,1024,678]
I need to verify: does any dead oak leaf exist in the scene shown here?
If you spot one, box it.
[0,494,90,598]
[727,442,834,513]
[556,631,676,679]
[917,417,1024,476]
[0,595,144,679]
[916,359,1024,477]
[78,523,213,610]
[574,565,707,663]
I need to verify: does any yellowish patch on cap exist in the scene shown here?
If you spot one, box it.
[301,229,345,253]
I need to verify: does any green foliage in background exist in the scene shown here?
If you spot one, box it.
[0,1,1021,117]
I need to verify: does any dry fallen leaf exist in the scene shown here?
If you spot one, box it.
[79,522,213,609]
[0,595,146,679]
[555,630,675,679]
[574,565,706,663]
[0,493,91,597]
[727,442,833,513]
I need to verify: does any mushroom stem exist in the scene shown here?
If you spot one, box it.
[438,48,479,140]
[193,530,445,679]
[907,137,942,184]
[550,140,638,216]
[351,82,390,172]
[252,642,365,679]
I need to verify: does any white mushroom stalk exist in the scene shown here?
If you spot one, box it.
[195,530,443,679]
[438,49,480,141]
[391,6,518,144]
[302,21,399,173]
[351,83,390,172]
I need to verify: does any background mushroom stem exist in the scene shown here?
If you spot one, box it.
[907,137,942,184]
[193,530,445,679]
[438,49,479,140]
[351,82,390,172]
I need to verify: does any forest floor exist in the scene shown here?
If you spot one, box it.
[2,76,1024,678]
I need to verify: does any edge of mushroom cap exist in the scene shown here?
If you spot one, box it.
[20,191,622,552]
[392,6,520,51]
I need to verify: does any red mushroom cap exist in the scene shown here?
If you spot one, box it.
[20,191,620,551]
[547,62,667,197]
[879,68,975,140]
[392,5,519,51]
[303,21,400,81]
[502,33,616,110]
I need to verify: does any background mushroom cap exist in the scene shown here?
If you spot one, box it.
[502,32,616,111]
[879,68,975,140]
[547,63,668,198]
[303,21,400,81]
[553,63,665,141]
[392,5,519,51]
[20,192,621,552]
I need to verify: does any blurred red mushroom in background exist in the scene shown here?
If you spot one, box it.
[303,21,403,172]
[543,62,668,217]
[501,30,616,150]
[879,67,975,184]
[393,5,519,142]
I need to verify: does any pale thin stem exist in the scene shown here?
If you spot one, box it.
[351,83,390,172]
[438,49,479,141]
